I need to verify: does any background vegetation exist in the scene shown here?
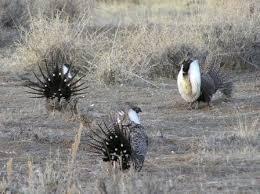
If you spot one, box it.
[1,0,259,83]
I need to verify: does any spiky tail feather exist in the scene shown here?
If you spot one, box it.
[208,63,233,98]
[25,62,88,101]
[220,81,233,98]
[87,122,132,170]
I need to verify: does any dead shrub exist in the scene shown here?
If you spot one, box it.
[14,15,93,73]
[201,22,259,70]
[40,0,95,21]
[0,0,29,28]
[94,25,175,84]
[149,44,206,79]
[0,0,95,28]
[93,0,260,82]
[97,0,140,4]
[7,0,260,84]
[0,28,19,47]
[0,0,95,52]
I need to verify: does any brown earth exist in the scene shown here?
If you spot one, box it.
[0,70,259,193]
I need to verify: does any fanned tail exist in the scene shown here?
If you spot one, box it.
[87,121,132,170]
[220,80,233,98]
[208,63,233,98]
[24,63,88,105]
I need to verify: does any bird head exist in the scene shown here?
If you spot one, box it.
[117,103,142,125]
[131,106,142,114]
[127,104,142,125]
[181,58,193,76]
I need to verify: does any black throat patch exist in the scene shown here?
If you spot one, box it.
[182,59,193,75]
[132,106,142,113]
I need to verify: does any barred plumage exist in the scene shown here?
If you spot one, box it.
[198,63,233,104]
[177,58,233,108]
[87,105,148,171]
[25,61,87,112]
[128,123,148,171]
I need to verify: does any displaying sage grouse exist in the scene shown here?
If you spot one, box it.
[177,58,233,108]
[25,62,87,113]
[87,104,148,171]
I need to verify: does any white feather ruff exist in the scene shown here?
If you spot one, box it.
[177,60,201,102]
[128,109,141,124]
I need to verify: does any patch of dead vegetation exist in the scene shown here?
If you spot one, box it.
[0,0,258,84]
[14,15,91,72]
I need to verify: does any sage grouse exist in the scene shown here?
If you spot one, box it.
[177,58,233,108]
[87,104,148,171]
[25,62,87,113]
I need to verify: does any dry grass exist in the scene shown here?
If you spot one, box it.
[0,0,94,28]
[0,0,29,28]
[0,70,259,192]
[14,14,90,71]
[1,124,85,193]
[1,0,258,83]
[236,113,259,140]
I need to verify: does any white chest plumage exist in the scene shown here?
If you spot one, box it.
[177,60,201,102]
[128,109,141,124]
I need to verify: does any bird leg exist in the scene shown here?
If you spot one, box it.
[194,101,199,109]
[206,101,213,110]
[187,103,193,110]
[188,101,198,110]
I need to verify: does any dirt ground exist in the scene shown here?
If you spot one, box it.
[0,70,259,193]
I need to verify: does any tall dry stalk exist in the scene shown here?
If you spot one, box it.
[66,123,83,192]
[7,158,13,184]
[27,160,33,190]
